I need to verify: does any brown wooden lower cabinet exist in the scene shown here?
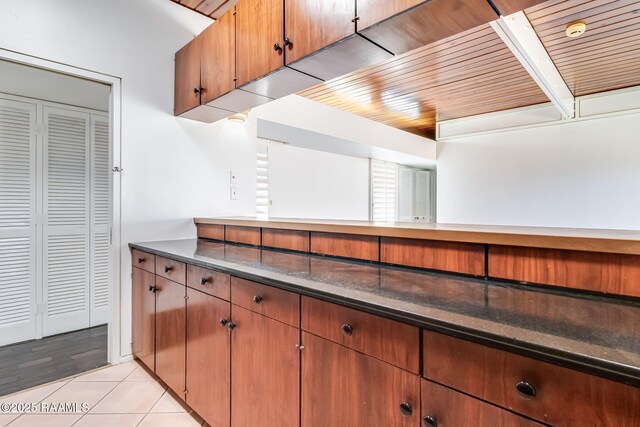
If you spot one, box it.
[131,266,155,371]
[423,330,640,426]
[131,250,640,427]
[301,332,420,427]
[421,380,544,427]
[231,305,299,427]
[155,276,186,399]
[186,287,230,427]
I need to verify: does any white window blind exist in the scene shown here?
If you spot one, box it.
[370,159,398,222]
[256,139,269,219]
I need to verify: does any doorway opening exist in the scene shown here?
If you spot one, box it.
[0,58,118,395]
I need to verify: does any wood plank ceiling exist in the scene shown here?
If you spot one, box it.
[298,23,549,139]
[170,0,237,19]
[171,0,640,138]
[526,0,640,96]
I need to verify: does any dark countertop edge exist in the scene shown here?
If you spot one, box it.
[129,242,640,388]
[194,217,640,255]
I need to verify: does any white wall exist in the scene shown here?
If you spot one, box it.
[437,112,640,229]
[268,143,370,220]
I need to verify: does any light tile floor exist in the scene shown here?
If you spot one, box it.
[0,360,205,427]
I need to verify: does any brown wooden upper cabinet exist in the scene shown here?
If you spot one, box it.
[284,0,391,81]
[200,9,236,105]
[284,0,356,64]
[235,0,285,87]
[357,0,499,55]
[174,36,202,117]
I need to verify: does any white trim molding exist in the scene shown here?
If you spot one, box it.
[491,12,575,119]
[437,85,640,141]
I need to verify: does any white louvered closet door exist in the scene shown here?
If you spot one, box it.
[42,107,91,336]
[90,116,110,326]
[0,98,37,346]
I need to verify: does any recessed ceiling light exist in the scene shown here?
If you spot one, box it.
[566,21,586,38]
[228,109,250,123]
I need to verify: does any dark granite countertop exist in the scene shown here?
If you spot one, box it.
[130,238,640,386]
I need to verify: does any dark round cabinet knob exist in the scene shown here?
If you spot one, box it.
[341,323,353,336]
[273,42,281,52]
[148,286,157,293]
[138,257,144,264]
[423,415,437,427]
[399,401,413,417]
[193,87,200,94]
[515,380,536,400]
[226,322,237,331]
[219,319,228,327]
[148,285,153,292]
[164,266,172,273]
[283,37,291,47]
[200,277,209,285]
[253,295,263,304]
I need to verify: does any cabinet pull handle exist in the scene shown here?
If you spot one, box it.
[201,277,209,285]
[283,37,291,47]
[273,42,282,52]
[341,323,353,336]
[219,318,228,327]
[399,401,413,417]
[148,285,157,293]
[515,380,536,400]
[138,257,144,264]
[193,87,200,94]
[226,322,236,331]
[164,266,172,273]
[423,415,437,427]
[253,295,263,304]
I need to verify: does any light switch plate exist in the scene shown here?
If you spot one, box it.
[230,187,239,200]
[230,171,238,185]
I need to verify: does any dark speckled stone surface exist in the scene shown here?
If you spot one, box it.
[130,238,640,386]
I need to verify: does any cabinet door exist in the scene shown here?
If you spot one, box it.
[155,276,186,398]
[284,0,355,64]
[175,36,202,116]
[421,380,544,427]
[301,332,420,427]
[357,0,424,31]
[231,306,299,427]
[200,8,235,105]
[186,288,231,427]
[131,267,155,371]
[235,0,284,87]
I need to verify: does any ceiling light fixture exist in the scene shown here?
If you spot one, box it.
[228,109,250,123]
[565,21,586,38]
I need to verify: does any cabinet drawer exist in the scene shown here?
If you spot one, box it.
[187,264,230,301]
[155,256,186,285]
[231,277,300,327]
[302,297,419,373]
[423,331,640,426]
[421,380,543,427]
[132,249,155,274]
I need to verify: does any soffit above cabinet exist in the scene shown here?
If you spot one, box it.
[525,0,640,97]
[298,23,549,139]
[170,0,238,19]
